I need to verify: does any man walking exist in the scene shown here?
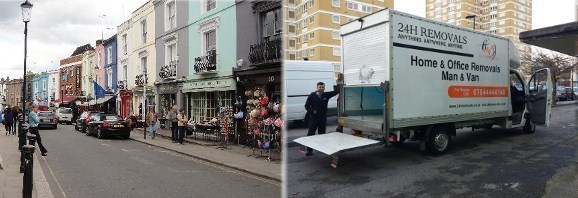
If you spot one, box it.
[168,106,178,143]
[29,104,48,156]
[303,82,339,156]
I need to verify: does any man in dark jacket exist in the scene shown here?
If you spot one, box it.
[303,82,339,156]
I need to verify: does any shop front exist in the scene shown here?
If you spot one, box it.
[233,65,282,148]
[156,81,184,128]
[183,78,236,123]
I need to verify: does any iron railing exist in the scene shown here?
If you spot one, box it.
[249,36,282,65]
[194,50,217,73]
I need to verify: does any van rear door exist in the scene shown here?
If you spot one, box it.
[527,68,552,127]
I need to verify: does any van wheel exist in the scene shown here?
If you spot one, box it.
[426,126,451,155]
[523,119,535,134]
[483,124,493,129]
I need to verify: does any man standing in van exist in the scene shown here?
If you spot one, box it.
[304,82,339,156]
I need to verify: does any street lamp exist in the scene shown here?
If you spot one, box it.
[21,0,32,118]
[465,14,477,30]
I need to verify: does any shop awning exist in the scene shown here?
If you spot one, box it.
[519,21,578,57]
[54,96,78,104]
[88,96,114,105]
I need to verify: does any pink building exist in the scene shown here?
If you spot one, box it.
[94,40,106,88]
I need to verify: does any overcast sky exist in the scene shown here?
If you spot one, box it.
[0,0,575,80]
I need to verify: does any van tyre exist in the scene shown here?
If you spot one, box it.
[523,120,535,134]
[426,126,451,155]
[97,128,104,139]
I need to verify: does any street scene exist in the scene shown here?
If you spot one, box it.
[287,102,576,197]
[0,0,281,197]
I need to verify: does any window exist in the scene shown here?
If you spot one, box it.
[333,31,339,39]
[289,39,296,48]
[106,47,112,64]
[141,20,147,43]
[288,10,295,19]
[123,65,127,82]
[166,43,177,64]
[262,9,281,38]
[288,25,295,33]
[122,34,127,55]
[333,47,341,56]
[302,35,307,44]
[310,48,315,56]
[499,4,505,9]
[296,37,300,43]
[332,15,340,24]
[309,32,314,39]
[302,50,307,57]
[499,20,505,25]
[499,29,505,33]
[141,57,147,75]
[107,68,112,89]
[309,0,314,7]
[302,4,307,12]
[309,16,314,23]
[166,1,176,30]
[206,0,216,12]
[346,2,358,10]
[362,5,372,13]
[332,0,339,7]
[204,30,216,55]
[302,20,307,28]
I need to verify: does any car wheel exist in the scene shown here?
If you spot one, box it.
[53,125,57,130]
[97,128,103,139]
[123,134,130,139]
[85,128,91,136]
[426,126,451,155]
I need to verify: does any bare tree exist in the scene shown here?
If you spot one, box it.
[521,49,577,105]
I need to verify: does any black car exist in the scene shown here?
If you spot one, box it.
[75,111,100,133]
[85,114,130,139]
[37,111,58,129]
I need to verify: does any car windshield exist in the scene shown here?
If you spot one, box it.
[38,112,55,118]
[101,115,121,121]
[59,108,72,114]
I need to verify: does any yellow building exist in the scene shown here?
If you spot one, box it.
[426,0,532,57]
[284,0,394,72]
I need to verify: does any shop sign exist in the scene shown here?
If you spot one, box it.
[183,78,235,90]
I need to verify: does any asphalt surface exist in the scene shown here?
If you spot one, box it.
[287,104,577,197]
[37,124,280,198]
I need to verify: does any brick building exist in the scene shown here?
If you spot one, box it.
[59,55,83,102]
[5,79,23,108]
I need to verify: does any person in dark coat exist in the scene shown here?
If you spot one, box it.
[4,107,13,135]
[303,82,339,156]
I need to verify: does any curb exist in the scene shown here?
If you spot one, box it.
[553,101,578,107]
[130,132,281,183]
[0,154,3,170]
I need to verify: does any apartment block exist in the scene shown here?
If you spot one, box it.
[284,0,394,72]
[426,0,532,57]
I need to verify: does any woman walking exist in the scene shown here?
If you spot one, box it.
[4,108,13,135]
[147,109,158,139]
[29,104,48,156]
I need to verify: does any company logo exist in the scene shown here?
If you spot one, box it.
[481,39,497,60]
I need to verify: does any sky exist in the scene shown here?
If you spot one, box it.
[0,0,575,80]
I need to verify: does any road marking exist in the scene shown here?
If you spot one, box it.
[41,154,67,198]
[122,149,141,152]
[101,144,111,147]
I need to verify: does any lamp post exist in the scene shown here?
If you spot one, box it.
[466,14,477,30]
[21,0,32,119]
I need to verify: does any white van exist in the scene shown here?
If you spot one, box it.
[56,107,73,124]
[284,61,338,122]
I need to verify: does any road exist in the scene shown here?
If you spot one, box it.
[36,124,280,198]
[286,104,577,197]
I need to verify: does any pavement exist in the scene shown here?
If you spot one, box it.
[0,133,53,198]
[130,127,282,182]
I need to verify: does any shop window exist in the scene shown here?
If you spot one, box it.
[190,91,233,123]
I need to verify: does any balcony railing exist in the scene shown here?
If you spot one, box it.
[135,74,148,86]
[117,80,126,89]
[194,50,217,74]
[159,60,177,79]
[249,35,282,65]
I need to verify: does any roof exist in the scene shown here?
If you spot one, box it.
[71,44,95,56]
[519,21,578,57]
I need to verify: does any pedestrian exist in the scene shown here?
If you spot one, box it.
[303,82,339,156]
[147,108,158,139]
[28,104,48,156]
[168,105,178,143]
[4,108,13,135]
[12,106,20,135]
[177,109,188,145]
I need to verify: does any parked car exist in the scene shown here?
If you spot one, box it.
[56,107,74,124]
[37,111,58,129]
[564,87,576,100]
[75,111,100,133]
[85,114,130,139]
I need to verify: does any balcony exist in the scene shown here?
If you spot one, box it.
[159,60,177,79]
[249,35,282,66]
[194,50,217,74]
[135,74,148,86]
[117,80,127,89]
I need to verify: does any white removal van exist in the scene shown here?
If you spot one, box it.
[294,9,553,167]
[284,61,338,122]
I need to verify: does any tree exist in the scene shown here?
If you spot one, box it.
[521,49,577,105]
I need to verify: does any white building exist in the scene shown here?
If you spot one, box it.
[47,69,60,105]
